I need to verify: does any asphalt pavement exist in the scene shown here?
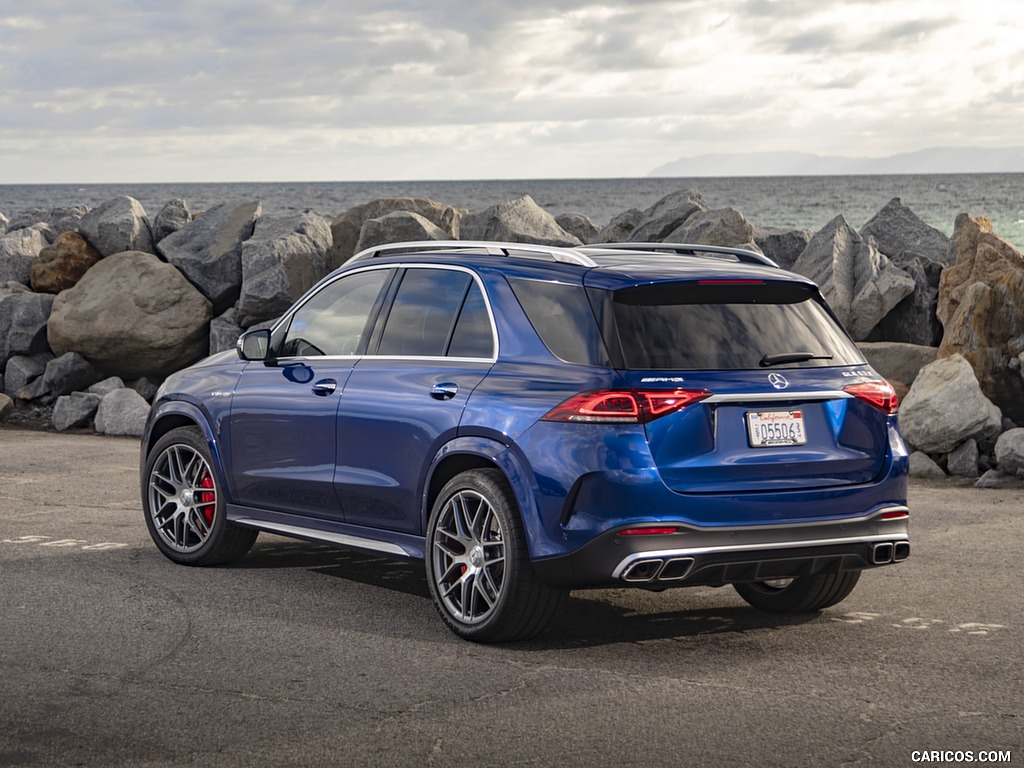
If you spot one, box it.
[1,428,1021,767]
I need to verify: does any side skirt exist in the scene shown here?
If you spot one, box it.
[226,504,426,559]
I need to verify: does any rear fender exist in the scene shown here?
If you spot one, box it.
[423,436,546,559]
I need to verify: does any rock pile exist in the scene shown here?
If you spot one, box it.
[2,188,1023,489]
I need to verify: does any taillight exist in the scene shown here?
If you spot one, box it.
[541,389,711,424]
[619,527,680,535]
[844,380,899,415]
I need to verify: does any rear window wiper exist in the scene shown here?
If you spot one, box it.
[759,352,834,367]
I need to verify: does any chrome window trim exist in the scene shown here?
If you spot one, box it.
[272,263,499,363]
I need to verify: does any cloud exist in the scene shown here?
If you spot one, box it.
[1,0,1023,182]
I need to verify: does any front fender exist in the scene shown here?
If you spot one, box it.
[141,399,232,502]
[423,436,552,559]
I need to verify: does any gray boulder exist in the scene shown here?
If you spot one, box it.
[947,438,980,478]
[329,198,462,269]
[210,308,244,355]
[353,211,449,255]
[859,198,952,266]
[556,213,600,244]
[460,195,581,247]
[857,341,938,386]
[0,225,50,285]
[47,251,212,379]
[42,351,101,397]
[790,215,916,340]
[129,377,160,403]
[909,451,946,478]
[975,469,1014,489]
[0,288,54,367]
[88,376,126,396]
[0,393,12,420]
[598,189,708,243]
[238,211,331,327]
[78,196,154,257]
[866,252,944,346]
[158,201,261,313]
[994,428,1024,475]
[152,199,192,243]
[52,392,102,432]
[900,354,1002,453]
[667,207,759,250]
[753,226,812,271]
[94,388,150,437]
[6,205,88,236]
[3,353,53,396]
[0,210,7,235]
[596,208,643,243]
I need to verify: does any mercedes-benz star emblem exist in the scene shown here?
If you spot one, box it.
[768,372,789,390]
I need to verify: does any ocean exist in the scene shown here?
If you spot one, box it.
[1,174,1022,249]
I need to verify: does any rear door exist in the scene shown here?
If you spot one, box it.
[333,266,496,533]
[597,279,891,494]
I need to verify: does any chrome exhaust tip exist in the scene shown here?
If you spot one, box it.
[871,542,894,564]
[893,542,910,562]
[621,559,663,582]
[657,557,695,581]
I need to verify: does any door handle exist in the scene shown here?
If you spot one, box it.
[312,378,338,396]
[430,382,458,400]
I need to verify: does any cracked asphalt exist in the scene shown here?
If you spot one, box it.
[1,429,1021,767]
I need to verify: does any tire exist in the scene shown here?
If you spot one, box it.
[425,469,566,643]
[142,426,257,566]
[733,571,861,613]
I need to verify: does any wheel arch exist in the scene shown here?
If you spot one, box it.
[142,401,229,497]
[423,437,545,558]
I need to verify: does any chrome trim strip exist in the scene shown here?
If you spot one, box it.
[233,519,408,556]
[705,390,852,403]
[611,533,909,580]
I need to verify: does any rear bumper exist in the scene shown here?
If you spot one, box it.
[532,505,909,589]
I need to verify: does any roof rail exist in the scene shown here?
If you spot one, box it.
[349,240,597,266]
[581,242,780,268]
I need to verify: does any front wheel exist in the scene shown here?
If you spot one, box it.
[142,426,258,566]
[426,469,566,643]
[733,571,861,613]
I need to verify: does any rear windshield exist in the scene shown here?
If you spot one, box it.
[606,281,865,370]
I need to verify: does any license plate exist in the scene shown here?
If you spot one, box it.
[746,410,806,447]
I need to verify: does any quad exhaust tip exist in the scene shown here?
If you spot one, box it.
[871,541,910,565]
[620,557,695,583]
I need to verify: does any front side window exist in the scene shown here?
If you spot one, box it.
[280,269,390,357]
[376,268,494,358]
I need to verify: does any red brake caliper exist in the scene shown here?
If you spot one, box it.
[199,474,215,525]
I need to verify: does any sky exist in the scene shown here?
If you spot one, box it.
[1,0,1023,183]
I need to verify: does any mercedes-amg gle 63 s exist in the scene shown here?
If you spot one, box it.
[141,241,909,642]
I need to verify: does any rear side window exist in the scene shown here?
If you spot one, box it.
[509,278,611,367]
[376,268,494,358]
[607,281,865,370]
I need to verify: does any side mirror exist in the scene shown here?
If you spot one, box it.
[237,329,272,361]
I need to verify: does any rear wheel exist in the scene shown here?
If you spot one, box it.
[733,571,861,613]
[143,426,257,566]
[426,469,566,643]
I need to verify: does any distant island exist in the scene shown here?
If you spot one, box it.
[648,146,1024,177]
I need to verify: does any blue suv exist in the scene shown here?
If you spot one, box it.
[141,241,910,642]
